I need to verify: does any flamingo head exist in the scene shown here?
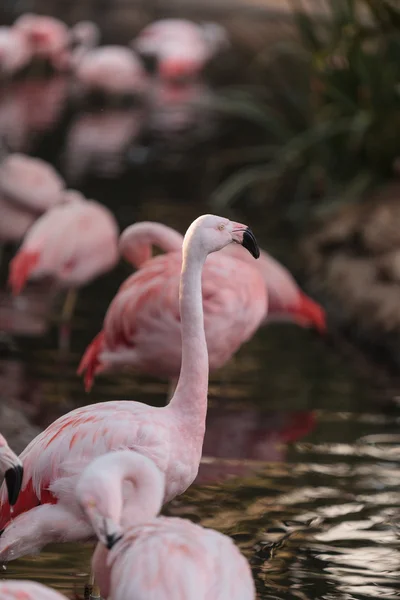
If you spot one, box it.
[185,214,260,259]
[78,493,123,550]
[0,435,23,506]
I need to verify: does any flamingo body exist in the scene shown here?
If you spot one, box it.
[0,581,67,600]
[108,518,255,600]
[0,27,32,76]
[79,249,267,388]
[13,14,70,71]
[8,197,119,294]
[74,46,148,96]
[134,19,227,81]
[0,214,260,561]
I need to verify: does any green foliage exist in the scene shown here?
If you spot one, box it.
[211,0,400,226]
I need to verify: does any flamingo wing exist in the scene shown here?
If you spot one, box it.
[0,401,171,529]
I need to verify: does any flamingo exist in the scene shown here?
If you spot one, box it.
[13,14,71,72]
[78,220,324,391]
[78,221,266,392]
[76,450,256,600]
[120,221,325,330]
[0,581,68,600]
[8,193,119,294]
[0,27,32,77]
[0,434,23,507]
[0,153,65,245]
[0,214,260,561]
[73,46,148,98]
[7,192,119,335]
[133,19,228,82]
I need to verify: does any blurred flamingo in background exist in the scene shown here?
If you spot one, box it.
[63,107,144,183]
[0,581,68,600]
[0,153,65,246]
[0,433,23,506]
[13,14,71,73]
[73,46,148,99]
[77,450,256,600]
[8,192,119,334]
[78,220,266,392]
[133,19,228,82]
[0,27,32,77]
[79,219,324,392]
[121,221,325,330]
[0,215,260,562]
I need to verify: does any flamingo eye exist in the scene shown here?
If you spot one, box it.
[218,224,225,231]
[87,499,96,508]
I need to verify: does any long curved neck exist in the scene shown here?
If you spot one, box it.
[119,222,183,268]
[113,452,164,525]
[168,240,208,422]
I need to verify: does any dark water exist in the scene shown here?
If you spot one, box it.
[0,74,399,600]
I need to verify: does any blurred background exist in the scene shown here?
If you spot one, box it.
[0,1,400,599]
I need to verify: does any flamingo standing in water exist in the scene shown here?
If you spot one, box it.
[76,450,256,600]
[120,221,325,330]
[78,220,324,392]
[0,214,260,561]
[133,19,228,82]
[78,221,266,391]
[0,434,23,507]
[13,14,71,72]
[8,192,119,340]
[73,46,148,99]
[0,581,68,600]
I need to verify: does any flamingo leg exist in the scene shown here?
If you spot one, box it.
[61,288,79,323]
[59,288,79,352]
[0,503,92,562]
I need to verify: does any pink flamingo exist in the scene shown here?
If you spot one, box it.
[133,19,228,82]
[120,221,325,330]
[8,193,119,332]
[73,46,148,98]
[0,214,260,561]
[78,220,324,391]
[78,221,266,391]
[13,14,71,72]
[8,193,119,294]
[0,434,23,507]
[0,581,68,600]
[0,153,65,245]
[77,450,256,600]
[0,27,32,77]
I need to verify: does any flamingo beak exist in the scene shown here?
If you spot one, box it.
[232,226,260,259]
[4,462,23,506]
[103,518,123,549]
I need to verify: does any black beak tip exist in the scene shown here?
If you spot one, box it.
[242,228,260,259]
[5,464,23,506]
[106,532,123,550]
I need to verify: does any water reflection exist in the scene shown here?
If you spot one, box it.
[0,77,68,152]
[63,107,144,183]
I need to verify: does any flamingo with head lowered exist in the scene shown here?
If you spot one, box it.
[78,220,324,392]
[0,434,23,507]
[0,214,260,562]
[76,450,256,600]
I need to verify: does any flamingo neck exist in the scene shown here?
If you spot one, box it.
[111,452,164,526]
[119,222,183,268]
[168,245,208,423]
